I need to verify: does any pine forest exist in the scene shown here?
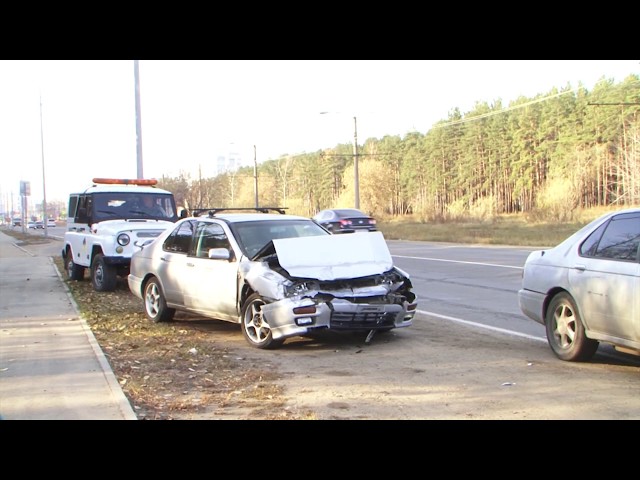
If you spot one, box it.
[158,74,640,223]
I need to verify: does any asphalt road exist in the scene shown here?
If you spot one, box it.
[387,239,640,366]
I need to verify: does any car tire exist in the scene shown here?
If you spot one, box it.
[65,249,85,281]
[143,277,175,323]
[91,253,117,292]
[240,293,284,349]
[545,292,599,362]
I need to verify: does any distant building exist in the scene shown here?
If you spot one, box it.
[215,148,245,176]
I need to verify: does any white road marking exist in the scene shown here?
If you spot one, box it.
[416,309,546,343]
[393,255,523,270]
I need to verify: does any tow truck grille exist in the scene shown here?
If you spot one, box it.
[136,231,162,238]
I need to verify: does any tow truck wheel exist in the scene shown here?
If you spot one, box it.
[91,253,117,292]
[65,249,85,281]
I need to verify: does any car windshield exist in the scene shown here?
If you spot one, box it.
[232,219,329,258]
[91,193,179,222]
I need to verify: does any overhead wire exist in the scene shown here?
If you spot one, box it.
[429,89,579,130]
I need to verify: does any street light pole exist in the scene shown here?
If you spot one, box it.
[352,116,359,210]
[320,112,360,209]
[39,93,48,237]
[134,60,144,179]
[253,145,259,208]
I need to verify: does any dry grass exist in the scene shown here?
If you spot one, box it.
[51,255,316,420]
[74,262,327,419]
[375,209,622,247]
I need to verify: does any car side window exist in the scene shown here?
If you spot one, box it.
[594,213,640,261]
[194,222,230,258]
[163,220,195,254]
[68,194,79,219]
[579,222,608,257]
[581,212,640,261]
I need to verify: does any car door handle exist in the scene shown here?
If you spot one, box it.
[573,264,586,271]
[160,256,167,262]
[186,262,195,267]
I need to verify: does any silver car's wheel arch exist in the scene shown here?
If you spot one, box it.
[143,276,175,323]
[544,291,599,362]
[240,293,283,349]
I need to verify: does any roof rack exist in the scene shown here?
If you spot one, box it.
[192,207,288,217]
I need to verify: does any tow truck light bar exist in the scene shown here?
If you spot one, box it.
[92,178,158,186]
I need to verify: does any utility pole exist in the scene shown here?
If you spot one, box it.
[198,164,203,207]
[134,60,144,179]
[253,145,259,208]
[19,181,29,234]
[320,112,361,209]
[353,116,359,210]
[40,94,48,237]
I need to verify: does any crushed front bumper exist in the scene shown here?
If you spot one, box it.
[263,297,417,340]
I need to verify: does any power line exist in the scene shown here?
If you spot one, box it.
[430,89,578,130]
[587,102,640,106]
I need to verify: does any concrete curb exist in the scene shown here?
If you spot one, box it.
[50,257,138,420]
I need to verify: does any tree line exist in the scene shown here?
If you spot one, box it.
[159,74,640,222]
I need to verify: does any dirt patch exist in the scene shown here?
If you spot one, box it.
[55,266,317,420]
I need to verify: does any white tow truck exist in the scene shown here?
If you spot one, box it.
[62,178,179,292]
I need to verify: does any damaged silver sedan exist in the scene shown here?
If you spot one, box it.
[128,208,417,349]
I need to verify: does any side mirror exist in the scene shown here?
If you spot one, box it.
[208,248,232,261]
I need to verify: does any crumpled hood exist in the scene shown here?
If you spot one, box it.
[272,231,393,280]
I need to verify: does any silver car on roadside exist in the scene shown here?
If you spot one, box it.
[128,208,417,349]
[518,208,640,361]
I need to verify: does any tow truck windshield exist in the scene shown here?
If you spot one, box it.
[89,193,178,222]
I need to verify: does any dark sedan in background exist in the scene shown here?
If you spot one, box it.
[312,208,377,234]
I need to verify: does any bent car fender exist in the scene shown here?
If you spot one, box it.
[243,262,288,299]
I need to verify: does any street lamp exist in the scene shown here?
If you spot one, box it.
[320,112,360,209]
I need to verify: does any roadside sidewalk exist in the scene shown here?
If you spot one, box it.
[0,229,136,420]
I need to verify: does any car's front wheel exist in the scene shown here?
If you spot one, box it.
[91,253,117,292]
[65,249,85,281]
[545,292,599,362]
[241,293,284,349]
[143,277,175,323]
